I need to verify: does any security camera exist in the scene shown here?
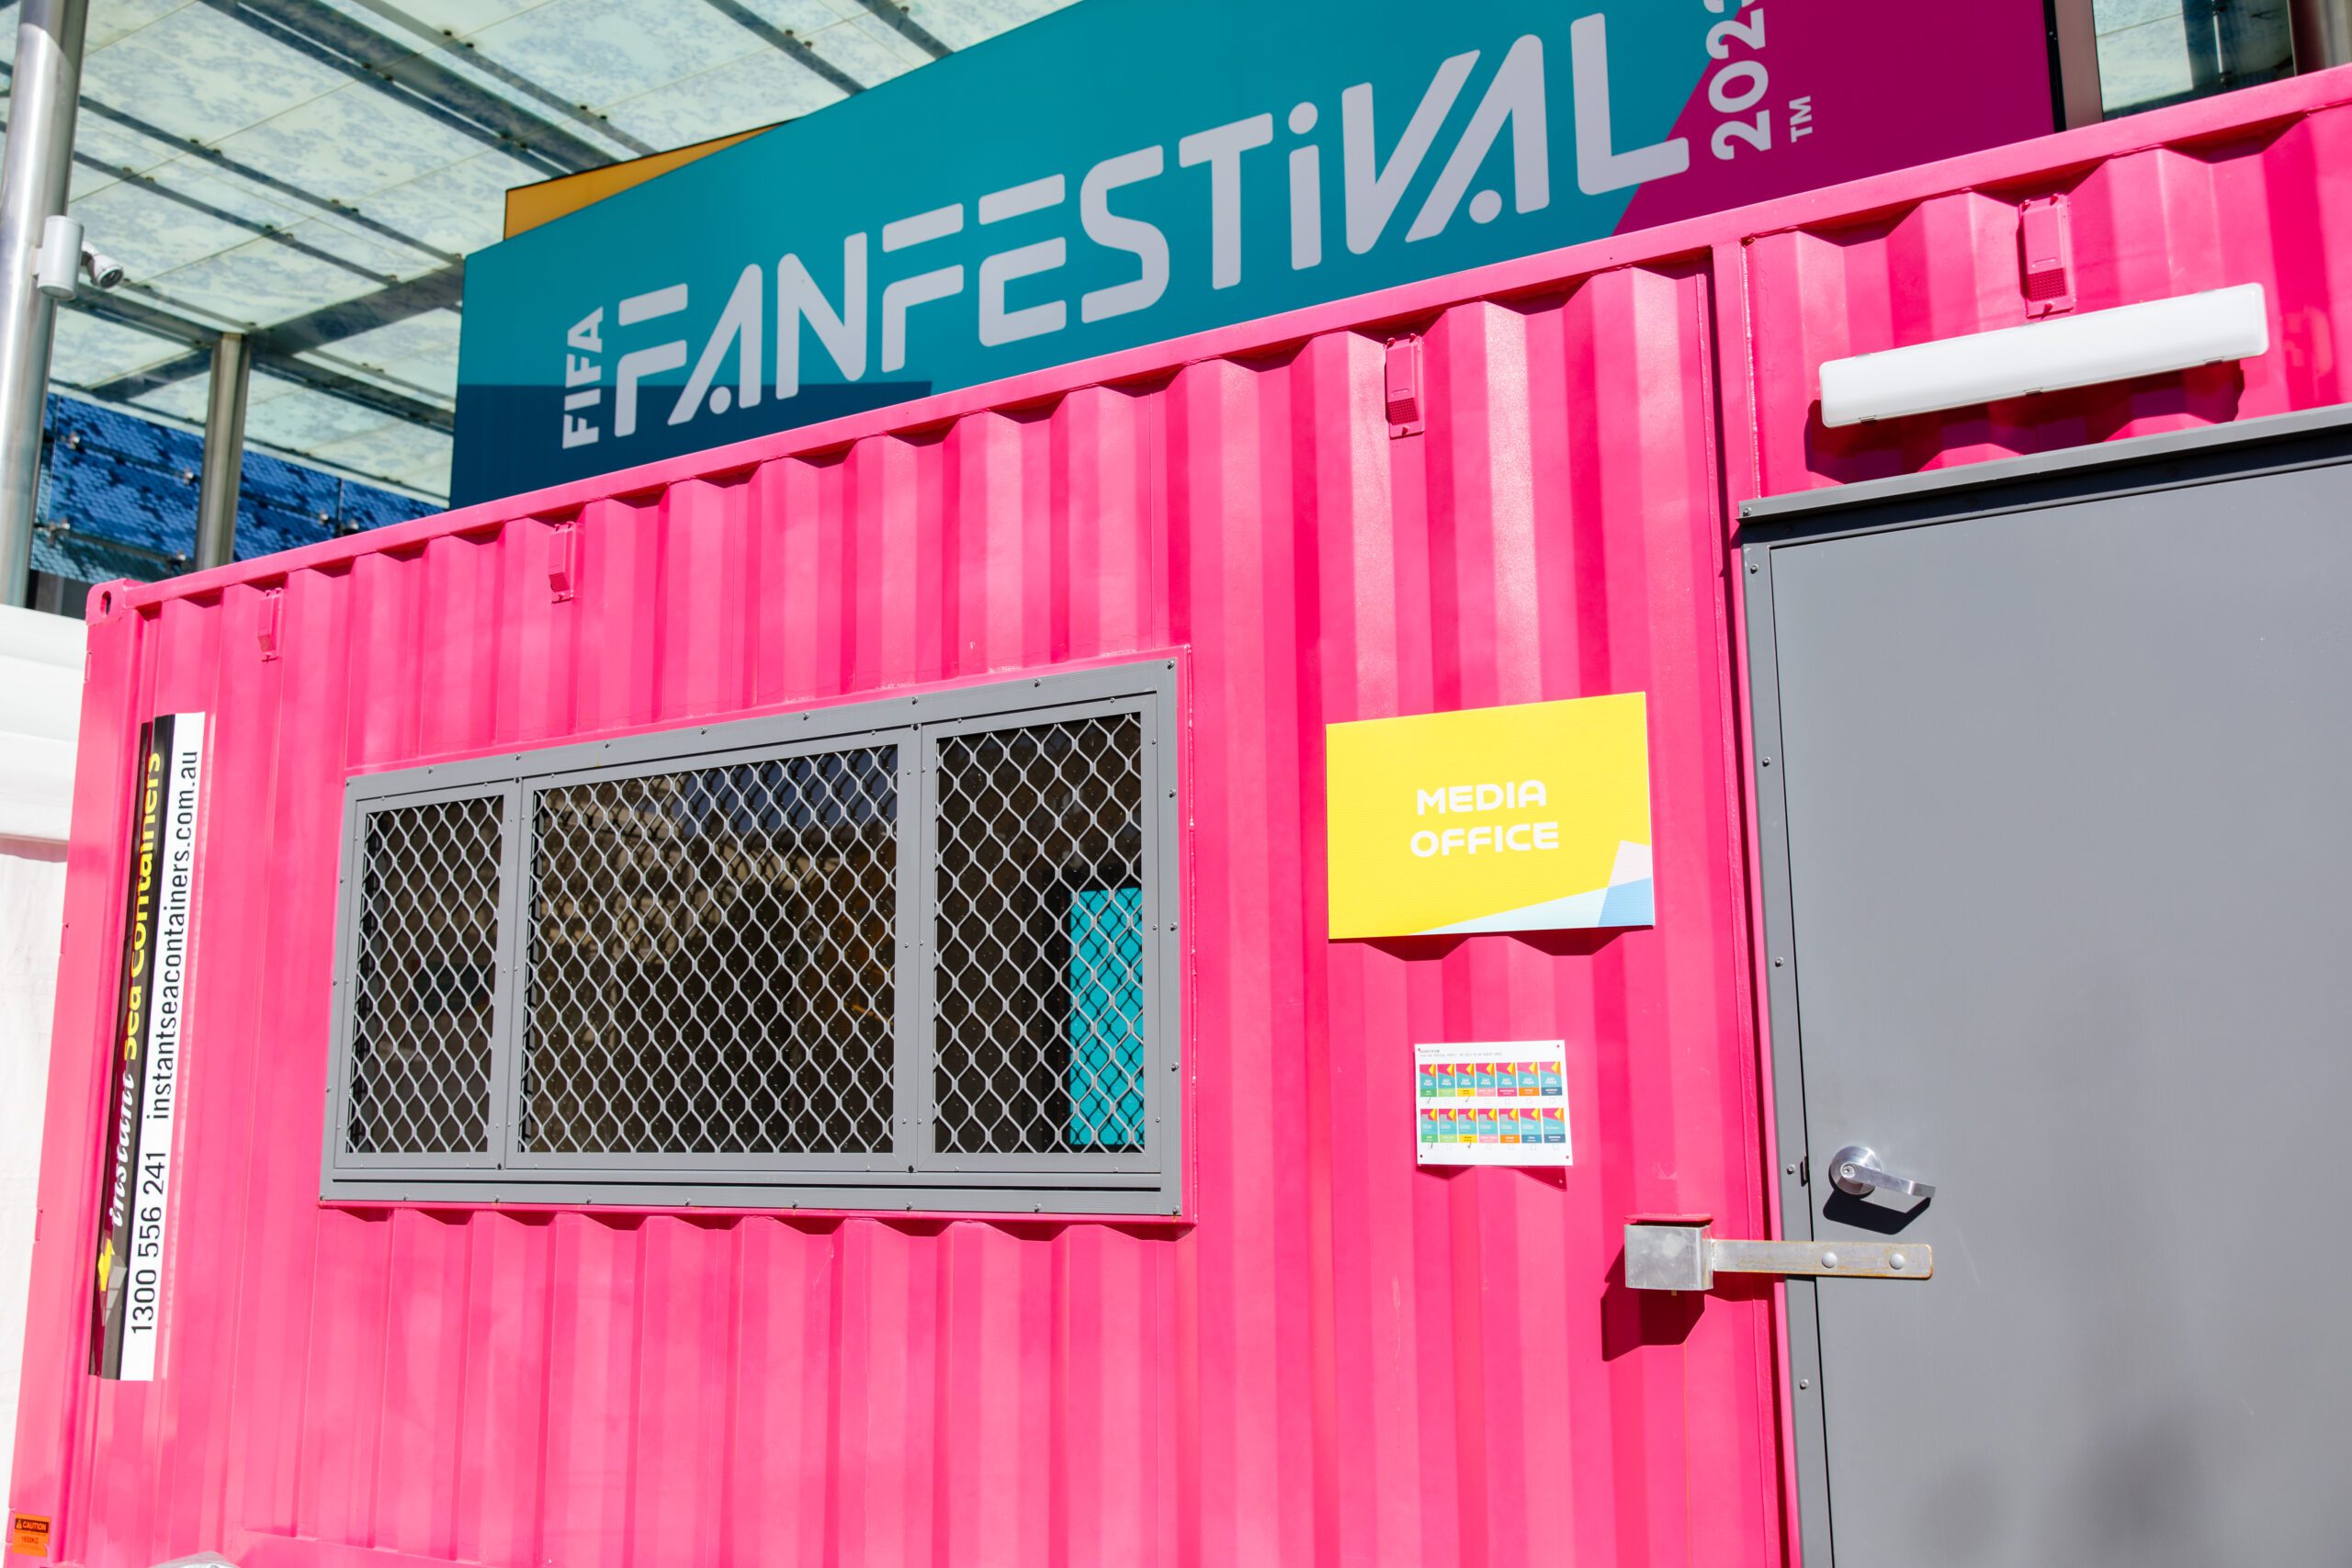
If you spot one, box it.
[31,217,126,298]
[81,246,126,291]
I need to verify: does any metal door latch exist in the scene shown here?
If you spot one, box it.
[1827,1145,1935,1200]
[1623,1214,1934,1292]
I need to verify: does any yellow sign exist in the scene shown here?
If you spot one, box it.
[9,1512,51,1558]
[1327,694,1652,939]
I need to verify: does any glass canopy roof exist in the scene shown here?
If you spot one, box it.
[0,0,1070,502]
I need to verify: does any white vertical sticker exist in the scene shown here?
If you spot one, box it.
[117,714,203,1382]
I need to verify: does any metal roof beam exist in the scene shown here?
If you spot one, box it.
[201,0,615,176]
[68,279,458,432]
[850,0,951,61]
[255,261,464,359]
[81,263,462,393]
[0,60,464,266]
[59,290,213,353]
[0,110,413,288]
[80,97,461,263]
[88,159,407,285]
[700,0,867,96]
[82,347,217,406]
[246,351,451,432]
[336,0,657,157]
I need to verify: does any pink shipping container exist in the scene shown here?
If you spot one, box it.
[14,66,2352,1568]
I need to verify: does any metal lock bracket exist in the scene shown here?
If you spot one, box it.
[1623,1214,1933,1292]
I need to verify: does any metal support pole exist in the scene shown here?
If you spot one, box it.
[2292,0,2352,70]
[195,332,251,572]
[2048,0,2107,128]
[2183,0,2226,95]
[0,0,88,608]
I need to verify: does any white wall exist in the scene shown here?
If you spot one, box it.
[0,607,82,1500]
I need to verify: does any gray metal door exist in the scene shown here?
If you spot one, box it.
[1743,411,2352,1568]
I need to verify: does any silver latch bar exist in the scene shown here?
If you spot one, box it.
[1623,1215,1934,1292]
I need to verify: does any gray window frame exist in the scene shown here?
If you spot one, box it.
[320,660,1184,1216]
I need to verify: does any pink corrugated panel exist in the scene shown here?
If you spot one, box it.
[1746,90,2352,494]
[15,65,2352,1568]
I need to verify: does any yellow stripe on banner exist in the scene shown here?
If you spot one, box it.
[503,124,779,238]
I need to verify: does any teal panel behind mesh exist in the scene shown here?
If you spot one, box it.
[1069,886,1146,1148]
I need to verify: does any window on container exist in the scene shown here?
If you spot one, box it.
[322,664,1179,1213]
[2091,0,2294,117]
[520,747,899,1157]
[933,712,1149,1156]
[341,794,506,1157]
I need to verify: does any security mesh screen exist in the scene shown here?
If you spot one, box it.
[327,670,1177,1210]
[933,714,1148,1155]
[520,748,898,1156]
[345,795,504,1155]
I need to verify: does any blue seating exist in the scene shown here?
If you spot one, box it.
[32,393,435,582]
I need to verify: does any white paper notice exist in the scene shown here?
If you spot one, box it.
[1413,1040,1571,1167]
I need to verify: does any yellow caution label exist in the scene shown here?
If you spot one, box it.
[9,1513,52,1558]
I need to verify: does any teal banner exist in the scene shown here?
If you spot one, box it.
[453,0,2052,503]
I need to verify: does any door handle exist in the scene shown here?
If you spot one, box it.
[1827,1145,1935,1201]
[1623,1214,1934,1292]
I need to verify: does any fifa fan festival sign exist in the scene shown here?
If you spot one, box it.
[453,0,2052,502]
[1326,694,1653,940]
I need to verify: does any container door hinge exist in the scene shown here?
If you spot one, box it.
[548,522,577,602]
[1623,1214,1934,1292]
[1385,333,1425,438]
[2019,195,2075,319]
[256,586,283,660]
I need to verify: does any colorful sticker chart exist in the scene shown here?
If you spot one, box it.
[1413,1040,1571,1168]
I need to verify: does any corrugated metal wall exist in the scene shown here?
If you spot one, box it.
[17,67,2352,1568]
[1746,97,2352,490]
[34,264,1780,1568]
